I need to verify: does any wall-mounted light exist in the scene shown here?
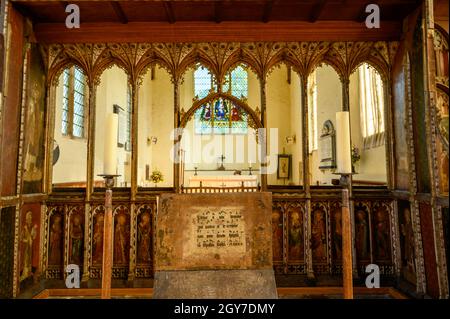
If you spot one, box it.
[148,136,158,145]
[285,135,296,145]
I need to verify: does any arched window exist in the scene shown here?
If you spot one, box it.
[193,64,249,134]
[358,63,385,148]
[62,66,86,138]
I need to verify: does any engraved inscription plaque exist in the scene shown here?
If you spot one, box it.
[185,207,246,259]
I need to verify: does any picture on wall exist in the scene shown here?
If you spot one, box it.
[277,154,291,179]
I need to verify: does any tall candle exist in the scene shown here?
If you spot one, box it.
[104,113,118,175]
[336,111,352,174]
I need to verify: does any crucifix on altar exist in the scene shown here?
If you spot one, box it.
[218,154,226,170]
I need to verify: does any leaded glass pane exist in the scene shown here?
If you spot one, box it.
[194,66,212,99]
[231,65,248,98]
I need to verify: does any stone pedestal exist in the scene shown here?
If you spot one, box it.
[153,192,277,299]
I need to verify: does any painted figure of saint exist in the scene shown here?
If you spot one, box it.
[202,103,211,121]
[137,212,152,264]
[92,213,104,264]
[401,208,416,278]
[311,210,326,261]
[231,106,241,121]
[70,214,84,265]
[114,213,129,264]
[20,211,37,281]
[272,210,283,261]
[374,209,390,260]
[333,209,342,260]
[215,99,227,121]
[288,210,303,260]
[48,214,63,265]
[355,210,369,260]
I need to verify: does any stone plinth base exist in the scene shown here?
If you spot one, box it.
[153,269,278,299]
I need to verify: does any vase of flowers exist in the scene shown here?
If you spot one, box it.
[351,145,361,173]
[150,169,164,187]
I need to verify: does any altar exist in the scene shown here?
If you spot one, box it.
[188,175,258,187]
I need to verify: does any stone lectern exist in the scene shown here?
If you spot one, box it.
[153,192,277,299]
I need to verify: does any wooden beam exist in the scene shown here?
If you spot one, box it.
[309,0,327,23]
[262,0,274,23]
[110,1,128,24]
[34,21,402,43]
[163,1,175,24]
[214,0,222,24]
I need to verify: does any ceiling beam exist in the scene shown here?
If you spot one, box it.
[163,1,175,24]
[214,1,223,24]
[110,1,128,24]
[262,0,274,23]
[34,21,403,43]
[308,0,327,23]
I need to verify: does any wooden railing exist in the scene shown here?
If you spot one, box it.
[181,181,261,193]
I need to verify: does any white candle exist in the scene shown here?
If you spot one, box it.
[104,113,118,175]
[336,111,352,174]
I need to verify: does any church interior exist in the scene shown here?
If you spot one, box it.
[0,0,448,299]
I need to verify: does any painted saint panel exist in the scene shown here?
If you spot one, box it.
[19,204,41,283]
[330,202,342,262]
[113,208,130,265]
[435,89,449,195]
[91,209,105,266]
[22,44,46,194]
[137,208,152,266]
[311,207,327,263]
[68,208,84,266]
[287,207,304,262]
[47,210,64,267]
[398,200,416,285]
[355,207,371,261]
[271,208,283,262]
[371,204,391,262]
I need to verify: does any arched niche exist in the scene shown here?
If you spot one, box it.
[137,64,174,188]
[349,62,388,185]
[52,64,89,188]
[94,64,131,187]
[266,62,304,186]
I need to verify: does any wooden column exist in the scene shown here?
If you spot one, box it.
[43,84,56,194]
[86,82,97,201]
[383,77,396,190]
[341,75,358,278]
[259,77,267,191]
[82,81,97,283]
[101,178,114,299]
[340,75,354,298]
[173,80,181,193]
[130,81,139,199]
[300,75,314,279]
[129,80,139,281]
[341,176,354,299]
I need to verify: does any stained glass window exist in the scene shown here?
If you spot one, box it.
[73,67,85,137]
[193,65,249,134]
[61,66,86,138]
[62,69,70,135]
[194,98,248,135]
[194,66,213,99]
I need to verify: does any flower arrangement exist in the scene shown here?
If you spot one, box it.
[150,169,164,186]
[351,145,361,164]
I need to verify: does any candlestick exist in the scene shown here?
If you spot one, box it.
[336,111,352,174]
[97,174,120,299]
[104,113,118,175]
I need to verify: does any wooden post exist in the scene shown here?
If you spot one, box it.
[100,175,116,299]
[340,174,353,299]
